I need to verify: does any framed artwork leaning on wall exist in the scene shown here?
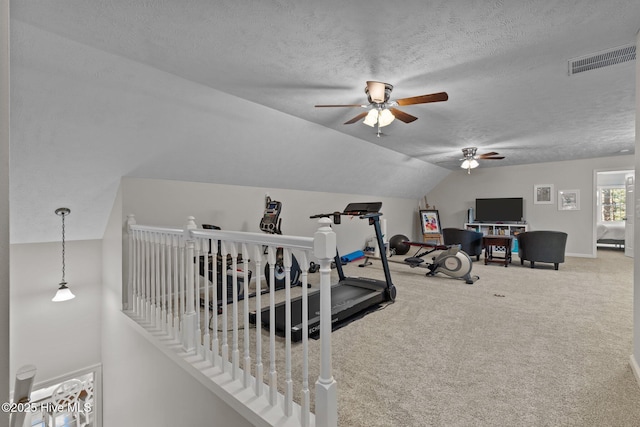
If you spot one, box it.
[420,209,441,234]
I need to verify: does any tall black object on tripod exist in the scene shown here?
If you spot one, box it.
[250,202,396,342]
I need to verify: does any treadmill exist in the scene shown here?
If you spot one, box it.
[249,202,396,342]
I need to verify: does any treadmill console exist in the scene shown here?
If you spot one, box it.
[342,202,382,215]
[260,199,282,234]
[309,202,383,224]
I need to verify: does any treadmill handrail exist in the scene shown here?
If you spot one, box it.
[309,211,382,219]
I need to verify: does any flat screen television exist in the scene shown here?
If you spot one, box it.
[475,197,524,223]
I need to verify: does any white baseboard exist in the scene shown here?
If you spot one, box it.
[629,354,640,388]
[566,252,596,258]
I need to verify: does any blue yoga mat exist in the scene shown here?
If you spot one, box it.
[340,250,365,263]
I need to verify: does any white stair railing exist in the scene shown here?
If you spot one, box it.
[126,215,337,427]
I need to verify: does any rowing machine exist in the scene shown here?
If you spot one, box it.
[361,235,479,285]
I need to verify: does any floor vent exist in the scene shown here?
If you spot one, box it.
[568,44,636,75]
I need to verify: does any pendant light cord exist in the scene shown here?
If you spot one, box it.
[61,212,66,283]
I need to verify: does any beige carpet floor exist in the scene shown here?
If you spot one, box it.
[207,248,640,426]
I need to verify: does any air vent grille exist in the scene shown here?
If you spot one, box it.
[568,44,635,75]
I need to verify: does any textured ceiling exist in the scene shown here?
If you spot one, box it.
[8,0,640,242]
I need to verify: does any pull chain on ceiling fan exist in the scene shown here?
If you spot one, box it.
[460,147,505,174]
[315,81,448,137]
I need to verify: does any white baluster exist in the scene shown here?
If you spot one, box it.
[165,235,173,335]
[144,231,152,322]
[298,251,311,427]
[154,232,161,328]
[150,232,156,323]
[172,235,180,339]
[229,242,240,380]
[242,243,252,389]
[141,230,148,319]
[179,239,185,338]
[202,238,212,363]
[267,246,278,406]
[211,237,219,367]
[253,245,264,397]
[283,248,293,416]
[314,218,338,427]
[160,234,167,333]
[126,214,136,311]
[194,237,202,355]
[211,240,221,366]
[220,241,229,372]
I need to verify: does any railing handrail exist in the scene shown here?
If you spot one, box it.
[191,229,315,250]
[129,224,315,251]
[129,224,184,235]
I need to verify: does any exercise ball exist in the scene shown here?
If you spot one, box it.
[389,234,410,255]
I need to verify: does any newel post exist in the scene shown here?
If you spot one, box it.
[183,216,198,353]
[313,218,338,427]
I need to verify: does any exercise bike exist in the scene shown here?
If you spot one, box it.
[361,234,479,285]
[259,197,304,289]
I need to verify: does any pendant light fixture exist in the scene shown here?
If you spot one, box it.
[52,207,75,302]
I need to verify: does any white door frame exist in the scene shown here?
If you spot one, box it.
[625,173,635,257]
[593,167,635,257]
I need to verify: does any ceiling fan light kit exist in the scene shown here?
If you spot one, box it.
[460,159,479,170]
[315,80,448,136]
[363,108,395,128]
[363,109,379,126]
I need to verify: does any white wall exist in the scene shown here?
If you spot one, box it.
[121,177,422,255]
[101,184,252,426]
[633,28,640,382]
[9,240,102,383]
[426,155,634,257]
[1,0,9,419]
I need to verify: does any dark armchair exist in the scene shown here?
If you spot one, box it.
[442,228,483,261]
[517,230,568,270]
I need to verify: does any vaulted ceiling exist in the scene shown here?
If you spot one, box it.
[9,1,639,243]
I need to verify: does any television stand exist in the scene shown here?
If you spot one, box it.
[464,222,528,251]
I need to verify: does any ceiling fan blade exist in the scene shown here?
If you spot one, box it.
[482,156,505,160]
[344,111,369,124]
[478,152,499,158]
[315,104,367,108]
[396,92,448,106]
[389,108,418,123]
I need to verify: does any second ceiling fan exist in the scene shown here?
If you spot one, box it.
[315,81,448,137]
[460,147,504,174]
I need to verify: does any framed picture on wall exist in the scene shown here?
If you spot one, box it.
[558,189,580,211]
[534,184,554,204]
[420,210,441,234]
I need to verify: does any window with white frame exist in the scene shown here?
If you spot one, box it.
[598,186,626,222]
